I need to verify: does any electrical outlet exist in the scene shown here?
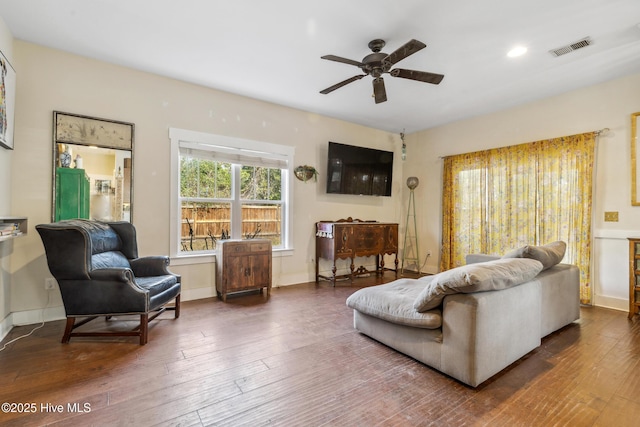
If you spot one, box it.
[604,211,619,222]
[427,250,432,257]
[44,278,57,290]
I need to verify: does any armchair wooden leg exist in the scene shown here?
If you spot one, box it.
[62,317,75,343]
[139,314,149,345]
[61,306,175,345]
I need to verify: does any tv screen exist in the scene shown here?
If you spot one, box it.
[326,142,394,196]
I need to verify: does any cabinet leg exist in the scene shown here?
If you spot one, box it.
[394,255,399,277]
[331,262,337,286]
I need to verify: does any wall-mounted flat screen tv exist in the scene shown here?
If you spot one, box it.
[326,141,394,196]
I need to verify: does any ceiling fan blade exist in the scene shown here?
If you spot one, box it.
[320,75,366,94]
[390,68,444,85]
[321,55,363,67]
[383,39,426,67]
[372,77,387,104]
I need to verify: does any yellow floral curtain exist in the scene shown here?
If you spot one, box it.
[441,132,595,304]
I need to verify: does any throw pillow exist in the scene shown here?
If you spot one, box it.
[502,241,566,270]
[413,258,544,312]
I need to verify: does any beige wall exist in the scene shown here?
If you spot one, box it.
[405,72,640,311]
[8,41,402,323]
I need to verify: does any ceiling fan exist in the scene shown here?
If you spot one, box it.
[320,39,444,104]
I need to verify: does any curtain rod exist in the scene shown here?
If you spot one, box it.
[437,128,610,159]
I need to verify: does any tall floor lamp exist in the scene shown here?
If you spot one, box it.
[402,176,420,274]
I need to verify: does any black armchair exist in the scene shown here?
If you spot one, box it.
[36,219,181,345]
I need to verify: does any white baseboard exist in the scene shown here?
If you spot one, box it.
[0,314,13,343]
[0,305,66,343]
[181,286,216,301]
[11,305,66,326]
[593,294,628,312]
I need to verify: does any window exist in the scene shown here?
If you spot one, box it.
[169,128,294,258]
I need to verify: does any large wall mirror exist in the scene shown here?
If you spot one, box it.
[52,112,134,222]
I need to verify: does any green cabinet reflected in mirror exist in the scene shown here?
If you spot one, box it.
[52,112,134,222]
[55,167,90,221]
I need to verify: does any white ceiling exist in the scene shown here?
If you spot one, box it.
[2,0,640,133]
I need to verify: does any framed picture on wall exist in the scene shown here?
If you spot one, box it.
[0,49,16,150]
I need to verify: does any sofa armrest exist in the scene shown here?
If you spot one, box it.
[129,256,173,277]
[538,264,580,336]
[440,280,541,387]
[465,254,500,264]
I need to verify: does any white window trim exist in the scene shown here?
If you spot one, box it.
[169,128,294,261]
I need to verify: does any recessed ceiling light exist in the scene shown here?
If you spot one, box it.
[507,46,527,58]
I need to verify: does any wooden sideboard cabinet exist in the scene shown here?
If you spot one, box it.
[315,218,398,284]
[628,238,640,319]
[216,239,272,301]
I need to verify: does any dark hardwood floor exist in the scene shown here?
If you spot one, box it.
[1,274,639,426]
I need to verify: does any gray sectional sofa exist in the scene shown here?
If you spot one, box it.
[346,242,580,387]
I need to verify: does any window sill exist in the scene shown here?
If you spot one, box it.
[170,253,215,266]
[170,247,293,266]
[273,248,294,257]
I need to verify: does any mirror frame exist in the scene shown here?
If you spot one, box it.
[632,112,640,206]
[52,111,135,222]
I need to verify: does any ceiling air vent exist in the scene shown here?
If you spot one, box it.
[549,37,592,57]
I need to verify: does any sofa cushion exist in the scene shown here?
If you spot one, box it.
[346,279,442,329]
[413,258,544,312]
[502,241,566,270]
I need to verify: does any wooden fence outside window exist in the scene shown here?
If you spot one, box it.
[181,204,281,251]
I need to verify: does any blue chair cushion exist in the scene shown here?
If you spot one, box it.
[135,275,179,296]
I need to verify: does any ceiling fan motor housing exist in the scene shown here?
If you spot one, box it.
[361,52,388,77]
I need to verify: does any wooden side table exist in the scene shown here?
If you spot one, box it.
[215,239,272,301]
